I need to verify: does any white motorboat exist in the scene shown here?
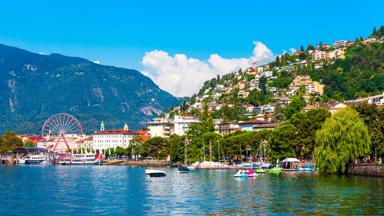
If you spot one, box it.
[233,170,258,178]
[25,155,46,164]
[145,169,166,177]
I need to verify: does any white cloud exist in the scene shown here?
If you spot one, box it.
[141,41,275,97]
[92,60,101,64]
[289,48,297,54]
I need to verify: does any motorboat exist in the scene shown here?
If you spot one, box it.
[268,167,283,174]
[297,164,317,172]
[255,168,267,173]
[178,165,190,173]
[242,163,260,169]
[25,155,46,164]
[233,170,249,178]
[242,163,253,168]
[145,169,166,177]
[233,169,258,178]
[260,162,271,169]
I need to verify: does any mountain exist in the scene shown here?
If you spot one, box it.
[0,44,180,134]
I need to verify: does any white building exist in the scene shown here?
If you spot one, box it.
[173,115,201,136]
[92,123,137,154]
[345,92,384,106]
[329,103,347,114]
[333,40,349,48]
[147,117,174,138]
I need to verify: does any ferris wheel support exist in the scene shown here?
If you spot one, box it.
[51,132,72,153]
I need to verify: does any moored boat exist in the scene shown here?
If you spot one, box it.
[178,165,190,173]
[145,169,166,177]
[297,164,317,172]
[71,153,100,165]
[268,167,283,174]
[255,168,267,173]
[233,169,258,178]
[233,170,249,178]
[25,155,46,164]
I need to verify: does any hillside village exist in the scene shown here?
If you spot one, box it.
[146,29,384,138]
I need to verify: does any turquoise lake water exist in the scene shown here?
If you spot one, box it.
[0,165,383,215]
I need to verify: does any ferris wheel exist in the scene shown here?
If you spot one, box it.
[42,113,83,152]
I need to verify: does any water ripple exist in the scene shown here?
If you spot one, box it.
[0,166,383,215]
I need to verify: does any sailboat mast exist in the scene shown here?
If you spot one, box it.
[184,138,187,165]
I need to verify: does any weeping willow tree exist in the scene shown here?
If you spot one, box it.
[315,107,371,174]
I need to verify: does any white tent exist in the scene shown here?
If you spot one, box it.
[282,158,300,163]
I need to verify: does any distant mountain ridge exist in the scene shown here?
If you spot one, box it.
[0,43,180,134]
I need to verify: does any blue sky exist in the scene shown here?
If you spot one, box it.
[1,0,383,96]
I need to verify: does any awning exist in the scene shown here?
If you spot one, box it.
[282,158,300,162]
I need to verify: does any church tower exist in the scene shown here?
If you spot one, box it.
[124,123,129,131]
[100,121,105,131]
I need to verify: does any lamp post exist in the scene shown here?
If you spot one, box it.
[246,146,251,161]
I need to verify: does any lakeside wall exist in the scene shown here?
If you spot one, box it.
[123,160,171,167]
[347,164,384,177]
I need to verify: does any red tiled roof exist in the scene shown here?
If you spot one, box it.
[294,51,302,55]
[82,136,93,141]
[303,105,316,110]
[134,130,150,142]
[239,119,269,125]
[253,123,278,129]
[135,130,149,135]
[94,130,138,135]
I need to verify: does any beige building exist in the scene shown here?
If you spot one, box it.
[147,118,174,138]
[289,75,324,96]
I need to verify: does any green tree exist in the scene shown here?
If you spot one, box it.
[275,56,280,66]
[23,140,34,147]
[268,122,297,162]
[142,137,169,159]
[353,103,384,157]
[168,134,184,163]
[289,108,330,159]
[315,108,371,174]
[0,131,23,153]
[283,96,306,119]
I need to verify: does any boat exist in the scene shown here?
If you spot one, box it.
[233,169,258,178]
[297,164,317,172]
[70,153,100,165]
[233,170,249,178]
[145,169,166,177]
[25,155,46,164]
[178,165,190,173]
[260,162,271,169]
[244,169,258,177]
[242,163,253,168]
[268,167,283,174]
[255,168,267,173]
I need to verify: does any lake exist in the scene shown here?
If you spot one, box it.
[0,165,383,215]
